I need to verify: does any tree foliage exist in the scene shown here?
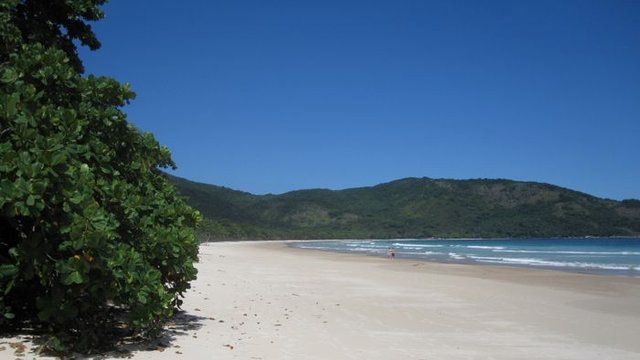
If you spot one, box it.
[0,0,200,351]
[169,175,640,241]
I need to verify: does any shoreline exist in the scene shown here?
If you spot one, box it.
[287,238,640,278]
[2,240,639,359]
[291,247,640,278]
[283,240,640,295]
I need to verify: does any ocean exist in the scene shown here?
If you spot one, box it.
[290,238,640,277]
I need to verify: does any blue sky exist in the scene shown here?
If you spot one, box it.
[80,0,640,200]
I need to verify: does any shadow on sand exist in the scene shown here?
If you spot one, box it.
[1,311,206,359]
[96,311,207,359]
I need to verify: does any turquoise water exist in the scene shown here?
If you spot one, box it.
[290,238,640,277]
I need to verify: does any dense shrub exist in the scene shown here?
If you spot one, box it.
[0,0,200,351]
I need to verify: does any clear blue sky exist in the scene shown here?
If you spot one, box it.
[80,0,640,200]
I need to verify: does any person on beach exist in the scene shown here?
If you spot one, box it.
[387,247,396,259]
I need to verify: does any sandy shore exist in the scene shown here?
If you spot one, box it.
[2,240,640,359]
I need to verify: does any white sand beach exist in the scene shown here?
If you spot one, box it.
[2,240,640,359]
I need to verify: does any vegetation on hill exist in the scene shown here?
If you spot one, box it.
[169,175,640,240]
[0,0,199,352]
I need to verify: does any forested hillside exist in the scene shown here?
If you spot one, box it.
[168,175,640,240]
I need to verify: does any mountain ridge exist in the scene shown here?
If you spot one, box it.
[166,174,640,240]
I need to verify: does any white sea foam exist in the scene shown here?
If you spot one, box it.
[494,249,640,256]
[393,243,444,248]
[292,239,640,275]
[400,251,443,256]
[467,255,639,271]
[296,245,331,250]
[423,251,441,255]
[466,245,506,250]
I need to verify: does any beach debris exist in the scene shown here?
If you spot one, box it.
[9,342,26,355]
[194,308,201,311]
[223,344,234,350]
[176,351,183,354]
[152,342,170,352]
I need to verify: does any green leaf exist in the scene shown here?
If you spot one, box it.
[51,151,66,166]
[69,192,84,204]
[1,68,18,83]
[5,93,18,118]
[0,264,18,278]
[137,292,148,304]
[62,271,83,285]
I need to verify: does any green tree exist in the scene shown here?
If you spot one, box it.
[0,0,200,351]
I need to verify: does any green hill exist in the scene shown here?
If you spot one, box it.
[167,175,640,240]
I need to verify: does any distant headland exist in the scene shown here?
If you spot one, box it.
[167,175,640,241]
